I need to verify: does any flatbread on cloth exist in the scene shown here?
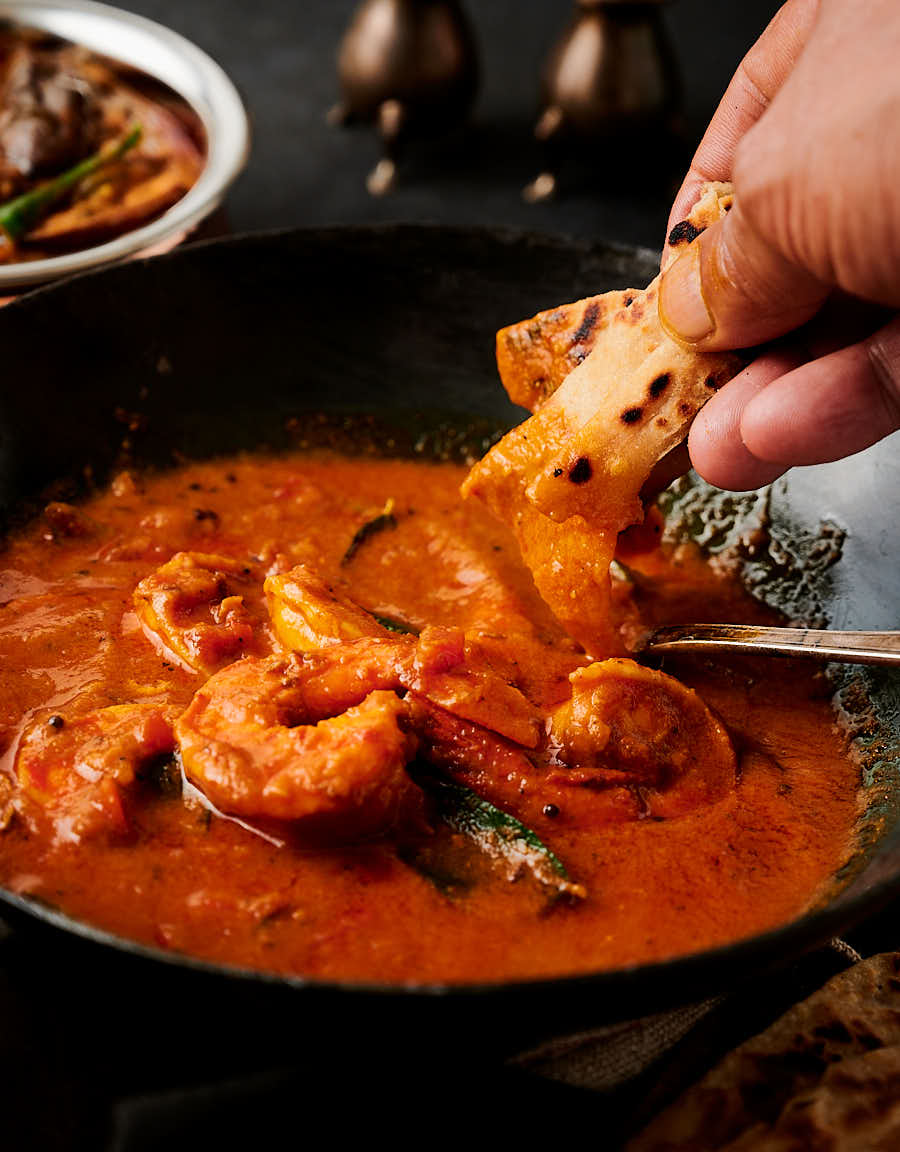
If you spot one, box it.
[627,952,900,1151]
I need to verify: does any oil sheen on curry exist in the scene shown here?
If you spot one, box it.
[0,454,858,984]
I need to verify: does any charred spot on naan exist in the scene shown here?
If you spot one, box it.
[464,182,741,655]
[496,181,737,418]
[496,289,634,413]
[662,180,734,270]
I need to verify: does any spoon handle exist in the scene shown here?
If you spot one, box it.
[641,624,900,667]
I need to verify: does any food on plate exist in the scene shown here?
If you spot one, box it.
[462,182,741,655]
[0,453,859,983]
[0,25,203,262]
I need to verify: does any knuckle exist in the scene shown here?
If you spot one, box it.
[733,129,806,266]
[731,132,787,249]
[732,128,837,306]
[732,61,770,123]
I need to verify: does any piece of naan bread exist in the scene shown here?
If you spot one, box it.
[462,183,741,656]
[627,952,900,1152]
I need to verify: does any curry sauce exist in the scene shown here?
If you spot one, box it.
[0,454,859,984]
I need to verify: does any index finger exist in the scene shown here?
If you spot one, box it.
[666,0,820,238]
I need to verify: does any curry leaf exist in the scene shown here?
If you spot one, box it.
[371,612,418,635]
[341,498,398,566]
[396,843,472,897]
[417,771,586,901]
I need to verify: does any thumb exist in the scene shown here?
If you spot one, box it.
[658,199,829,350]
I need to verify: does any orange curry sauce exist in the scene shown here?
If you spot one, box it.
[0,454,859,984]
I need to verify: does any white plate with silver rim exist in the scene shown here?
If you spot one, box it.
[0,0,250,291]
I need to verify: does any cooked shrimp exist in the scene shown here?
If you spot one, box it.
[186,580,705,839]
[15,700,177,842]
[264,565,387,651]
[406,691,546,818]
[175,652,418,836]
[265,564,541,747]
[406,625,541,748]
[407,691,646,830]
[547,659,736,816]
[134,551,266,674]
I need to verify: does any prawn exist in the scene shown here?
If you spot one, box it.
[176,574,541,836]
[175,652,418,836]
[265,565,541,747]
[15,700,177,842]
[412,659,736,831]
[264,564,388,651]
[184,571,721,840]
[133,551,266,675]
[546,659,736,816]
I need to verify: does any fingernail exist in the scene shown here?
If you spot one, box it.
[659,243,714,343]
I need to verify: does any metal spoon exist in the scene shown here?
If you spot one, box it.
[637,624,900,667]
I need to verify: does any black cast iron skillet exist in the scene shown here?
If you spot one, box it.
[1,227,899,1074]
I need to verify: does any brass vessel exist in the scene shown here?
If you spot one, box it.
[330,0,479,195]
[525,0,682,201]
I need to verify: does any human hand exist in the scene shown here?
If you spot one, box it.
[658,0,900,491]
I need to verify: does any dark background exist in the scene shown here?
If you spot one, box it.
[126,0,781,249]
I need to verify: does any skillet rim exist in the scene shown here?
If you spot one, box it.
[1,854,898,1007]
[0,222,896,1016]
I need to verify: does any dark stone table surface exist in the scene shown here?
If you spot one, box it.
[125,0,780,250]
